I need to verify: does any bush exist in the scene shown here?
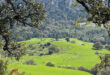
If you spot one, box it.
[78,66,90,73]
[90,64,98,75]
[16,36,25,41]
[95,51,99,55]
[46,62,55,67]
[81,44,85,46]
[39,53,44,56]
[93,42,103,50]
[90,54,110,75]
[71,41,76,43]
[105,45,110,50]
[97,68,110,75]
[0,57,8,75]
[48,45,59,55]
[23,59,36,65]
[28,45,33,48]
[65,38,70,42]
[31,46,36,50]
[28,45,36,50]
[28,53,34,56]
[44,42,51,47]
[58,66,76,70]
[55,37,59,41]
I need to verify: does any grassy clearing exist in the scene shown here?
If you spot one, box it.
[8,38,110,75]
[9,65,91,75]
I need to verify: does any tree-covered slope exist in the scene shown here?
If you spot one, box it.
[12,0,110,44]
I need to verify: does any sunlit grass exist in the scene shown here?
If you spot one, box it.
[9,38,110,75]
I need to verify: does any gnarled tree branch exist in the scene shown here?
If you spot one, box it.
[76,0,89,12]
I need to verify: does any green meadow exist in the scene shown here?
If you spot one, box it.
[8,38,110,75]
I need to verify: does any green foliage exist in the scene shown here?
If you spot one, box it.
[48,45,60,55]
[76,0,110,35]
[65,37,70,42]
[90,54,110,75]
[11,0,89,43]
[0,57,8,75]
[0,0,46,57]
[14,22,110,45]
[93,42,103,50]
[23,59,36,65]
[74,17,82,27]
[105,45,110,50]
[44,42,51,47]
[58,66,76,70]
[71,40,76,43]
[78,66,90,73]
[97,68,110,75]
[46,62,55,67]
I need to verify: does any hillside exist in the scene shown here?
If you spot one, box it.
[9,65,91,75]
[13,0,110,44]
[8,38,110,75]
[1,0,110,75]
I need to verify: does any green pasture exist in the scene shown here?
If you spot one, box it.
[9,38,110,75]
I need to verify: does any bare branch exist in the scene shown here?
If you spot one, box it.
[76,0,89,12]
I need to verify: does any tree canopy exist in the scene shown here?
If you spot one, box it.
[75,0,110,35]
[0,0,46,59]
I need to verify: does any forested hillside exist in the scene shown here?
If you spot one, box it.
[1,0,110,75]
[13,0,110,44]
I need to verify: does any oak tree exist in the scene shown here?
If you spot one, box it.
[0,0,46,59]
[75,0,110,35]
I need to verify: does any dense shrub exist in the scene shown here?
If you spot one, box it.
[48,45,59,55]
[97,68,110,75]
[93,42,103,50]
[0,58,8,75]
[0,57,26,75]
[23,59,36,65]
[81,44,85,46]
[95,51,99,55]
[40,44,44,47]
[28,53,34,56]
[31,46,36,50]
[91,63,110,75]
[90,55,110,75]
[39,53,44,56]
[105,45,110,50]
[46,62,55,67]
[71,41,76,43]
[58,66,76,70]
[90,64,98,75]
[78,66,90,73]
[55,37,59,41]
[28,45,33,48]
[65,38,70,42]
[44,42,51,47]
[16,36,25,41]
